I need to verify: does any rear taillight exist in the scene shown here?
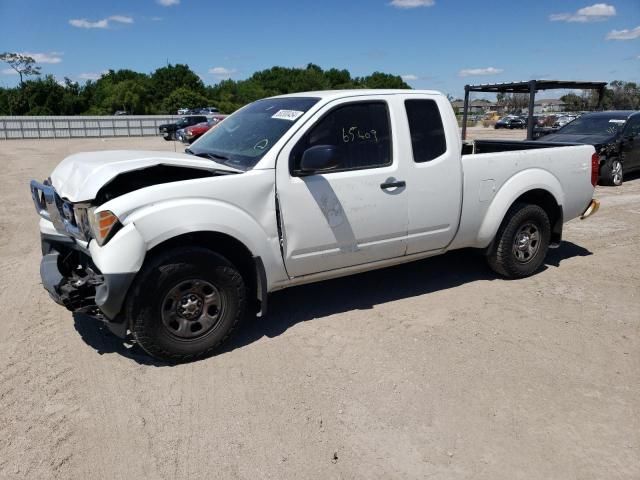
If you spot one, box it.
[591,152,599,187]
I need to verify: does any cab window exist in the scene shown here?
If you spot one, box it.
[404,99,447,163]
[290,101,392,174]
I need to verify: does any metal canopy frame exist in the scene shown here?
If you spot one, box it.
[461,80,608,140]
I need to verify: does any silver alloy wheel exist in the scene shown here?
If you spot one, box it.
[611,160,623,186]
[161,279,222,338]
[512,223,540,264]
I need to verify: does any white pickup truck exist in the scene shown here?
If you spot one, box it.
[31,89,600,361]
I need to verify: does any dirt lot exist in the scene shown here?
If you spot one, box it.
[0,133,638,480]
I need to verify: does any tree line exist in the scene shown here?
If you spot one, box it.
[0,58,409,116]
[452,82,640,115]
[560,81,640,111]
[496,82,640,112]
[1,52,637,116]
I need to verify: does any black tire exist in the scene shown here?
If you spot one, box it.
[487,203,551,279]
[125,247,246,362]
[163,135,172,141]
[600,157,623,186]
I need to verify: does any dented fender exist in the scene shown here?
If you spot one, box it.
[123,198,288,290]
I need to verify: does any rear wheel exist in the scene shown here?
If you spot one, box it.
[487,203,551,279]
[600,158,623,186]
[126,247,246,362]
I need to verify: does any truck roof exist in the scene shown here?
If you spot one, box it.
[272,89,443,101]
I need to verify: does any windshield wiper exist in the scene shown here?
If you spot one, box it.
[184,149,241,173]
[201,152,229,161]
[186,149,229,161]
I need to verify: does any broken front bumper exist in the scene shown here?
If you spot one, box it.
[40,233,136,325]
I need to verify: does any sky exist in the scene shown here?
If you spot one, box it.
[0,0,638,99]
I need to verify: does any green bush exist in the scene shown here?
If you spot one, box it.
[0,63,411,116]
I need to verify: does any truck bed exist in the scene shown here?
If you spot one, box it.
[462,139,577,156]
[451,143,596,250]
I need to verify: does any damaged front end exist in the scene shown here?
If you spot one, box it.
[32,178,102,314]
[31,158,235,337]
[40,233,133,338]
[41,237,103,315]
[32,178,136,337]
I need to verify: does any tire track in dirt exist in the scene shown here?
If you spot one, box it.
[0,143,88,478]
[0,279,87,479]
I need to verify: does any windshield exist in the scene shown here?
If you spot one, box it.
[559,115,627,135]
[188,97,319,170]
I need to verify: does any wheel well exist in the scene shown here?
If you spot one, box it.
[512,189,563,245]
[147,231,257,302]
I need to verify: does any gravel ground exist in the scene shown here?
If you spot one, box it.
[464,126,526,140]
[0,133,638,480]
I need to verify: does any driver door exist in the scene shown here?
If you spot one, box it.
[275,98,409,278]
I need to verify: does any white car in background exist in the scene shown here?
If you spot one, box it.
[553,115,577,128]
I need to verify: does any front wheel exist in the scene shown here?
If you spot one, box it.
[487,203,551,279]
[600,158,623,186]
[125,247,247,362]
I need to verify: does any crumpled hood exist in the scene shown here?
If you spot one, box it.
[50,150,235,202]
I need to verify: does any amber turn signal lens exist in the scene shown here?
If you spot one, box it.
[89,209,120,246]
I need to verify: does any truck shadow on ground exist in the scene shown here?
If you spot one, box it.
[73,241,591,365]
[73,313,165,365]
[223,241,591,354]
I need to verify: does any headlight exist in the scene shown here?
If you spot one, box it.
[88,209,121,246]
[72,205,92,241]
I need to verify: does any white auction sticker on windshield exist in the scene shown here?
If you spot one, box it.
[609,119,626,123]
[271,110,304,121]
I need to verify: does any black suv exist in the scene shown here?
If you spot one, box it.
[495,117,526,129]
[539,111,640,186]
[159,115,208,141]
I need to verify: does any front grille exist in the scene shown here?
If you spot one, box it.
[30,180,91,241]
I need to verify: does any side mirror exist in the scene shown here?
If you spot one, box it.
[298,145,339,175]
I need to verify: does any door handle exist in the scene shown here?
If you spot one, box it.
[380,180,406,190]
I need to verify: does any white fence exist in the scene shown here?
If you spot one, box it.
[0,115,179,140]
